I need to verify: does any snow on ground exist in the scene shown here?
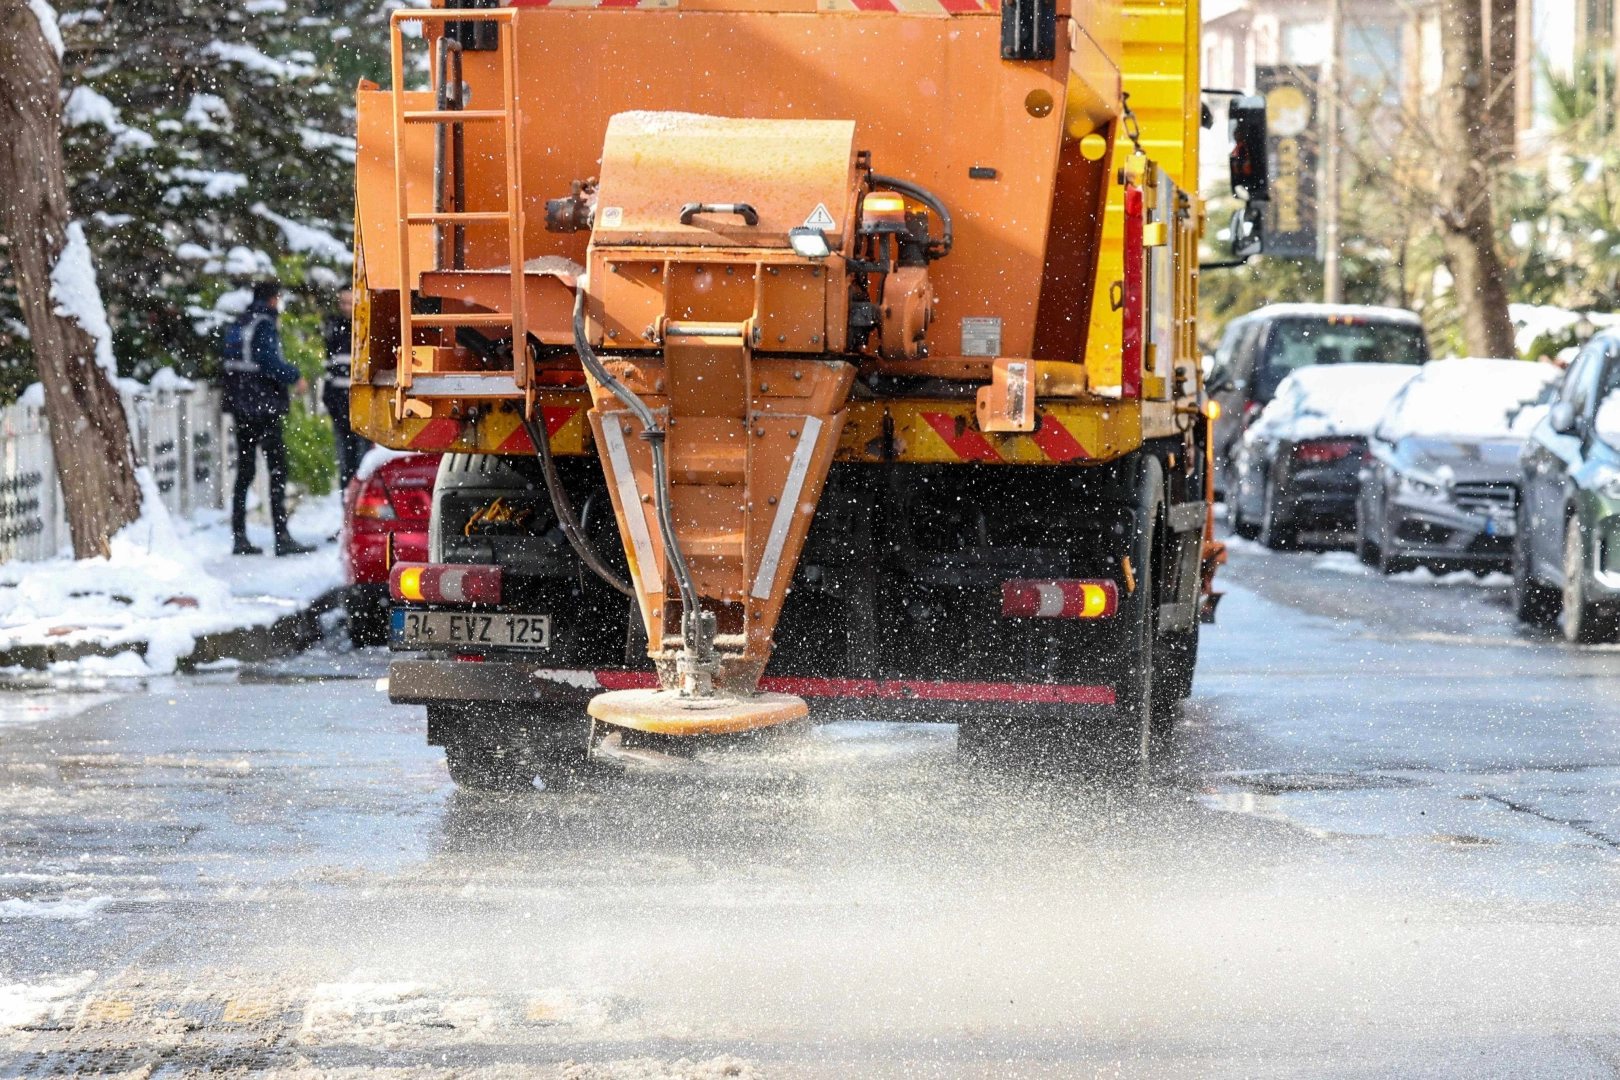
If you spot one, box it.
[0,972,95,1029]
[1313,550,1512,587]
[0,896,110,920]
[0,472,342,675]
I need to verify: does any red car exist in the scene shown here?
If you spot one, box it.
[341,451,438,645]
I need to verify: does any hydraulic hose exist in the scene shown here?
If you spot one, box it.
[519,405,633,599]
[568,287,706,658]
[868,173,953,260]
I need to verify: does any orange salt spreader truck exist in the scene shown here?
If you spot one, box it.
[353,0,1266,787]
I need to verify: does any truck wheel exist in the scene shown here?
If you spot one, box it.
[433,705,590,791]
[444,739,542,791]
[1154,625,1198,711]
[1104,458,1163,767]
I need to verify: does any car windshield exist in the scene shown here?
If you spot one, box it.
[1259,317,1429,399]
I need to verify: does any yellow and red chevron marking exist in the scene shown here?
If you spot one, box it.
[509,0,677,7]
[357,388,1140,465]
[509,0,994,10]
[836,400,1142,465]
[351,387,594,456]
[814,0,995,11]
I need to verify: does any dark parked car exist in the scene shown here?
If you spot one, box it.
[1515,332,1620,642]
[340,450,438,644]
[1230,364,1419,548]
[1206,304,1431,496]
[1357,358,1558,575]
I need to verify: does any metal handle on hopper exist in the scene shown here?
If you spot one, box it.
[678,203,760,227]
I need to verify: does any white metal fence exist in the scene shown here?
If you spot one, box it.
[0,380,267,564]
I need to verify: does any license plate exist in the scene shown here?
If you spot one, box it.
[391,609,552,650]
[1484,516,1516,538]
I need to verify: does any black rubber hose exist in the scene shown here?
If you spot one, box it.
[519,407,633,599]
[868,173,953,259]
[568,288,703,640]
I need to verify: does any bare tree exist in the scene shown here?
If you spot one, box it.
[0,0,141,557]
[1436,0,1517,359]
[1483,0,1518,162]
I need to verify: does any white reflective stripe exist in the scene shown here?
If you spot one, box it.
[439,568,466,603]
[600,420,664,595]
[1035,582,1065,617]
[751,416,823,600]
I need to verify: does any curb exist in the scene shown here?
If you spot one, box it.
[0,587,348,672]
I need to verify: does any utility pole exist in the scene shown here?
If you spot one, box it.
[1322,0,1344,303]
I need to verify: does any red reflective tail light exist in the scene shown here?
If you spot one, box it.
[351,477,396,520]
[1292,438,1358,464]
[390,563,502,604]
[1002,579,1118,619]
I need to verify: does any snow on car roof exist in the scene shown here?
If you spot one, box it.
[1233,303,1423,325]
[1375,358,1560,442]
[1247,363,1421,442]
[354,445,431,483]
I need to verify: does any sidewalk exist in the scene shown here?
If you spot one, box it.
[0,473,346,676]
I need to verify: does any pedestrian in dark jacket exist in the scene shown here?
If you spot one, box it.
[322,289,370,491]
[223,280,316,556]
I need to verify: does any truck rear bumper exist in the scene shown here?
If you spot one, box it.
[388,659,1116,723]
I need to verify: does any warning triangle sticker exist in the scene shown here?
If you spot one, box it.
[803,203,836,230]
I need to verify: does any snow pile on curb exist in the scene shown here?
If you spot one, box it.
[1313,551,1512,587]
[0,471,342,674]
[0,972,95,1029]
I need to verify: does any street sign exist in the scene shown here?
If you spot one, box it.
[1256,65,1319,260]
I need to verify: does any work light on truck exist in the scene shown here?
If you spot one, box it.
[788,227,831,260]
[858,192,908,234]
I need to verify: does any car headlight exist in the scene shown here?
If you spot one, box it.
[1395,470,1448,500]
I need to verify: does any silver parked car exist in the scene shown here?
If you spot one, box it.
[1356,358,1559,575]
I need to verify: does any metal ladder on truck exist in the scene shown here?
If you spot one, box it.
[387,7,533,420]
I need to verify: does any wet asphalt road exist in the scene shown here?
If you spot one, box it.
[3,536,1620,1077]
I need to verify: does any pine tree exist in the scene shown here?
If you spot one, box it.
[0,0,391,400]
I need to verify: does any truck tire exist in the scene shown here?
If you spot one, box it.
[444,739,543,791]
[432,704,589,791]
[1154,625,1198,710]
[1103,456,1163,767]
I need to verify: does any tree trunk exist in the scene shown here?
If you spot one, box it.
[1483,0,1517,162]
[1436,0,1517,360]
[0,0,141,558]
